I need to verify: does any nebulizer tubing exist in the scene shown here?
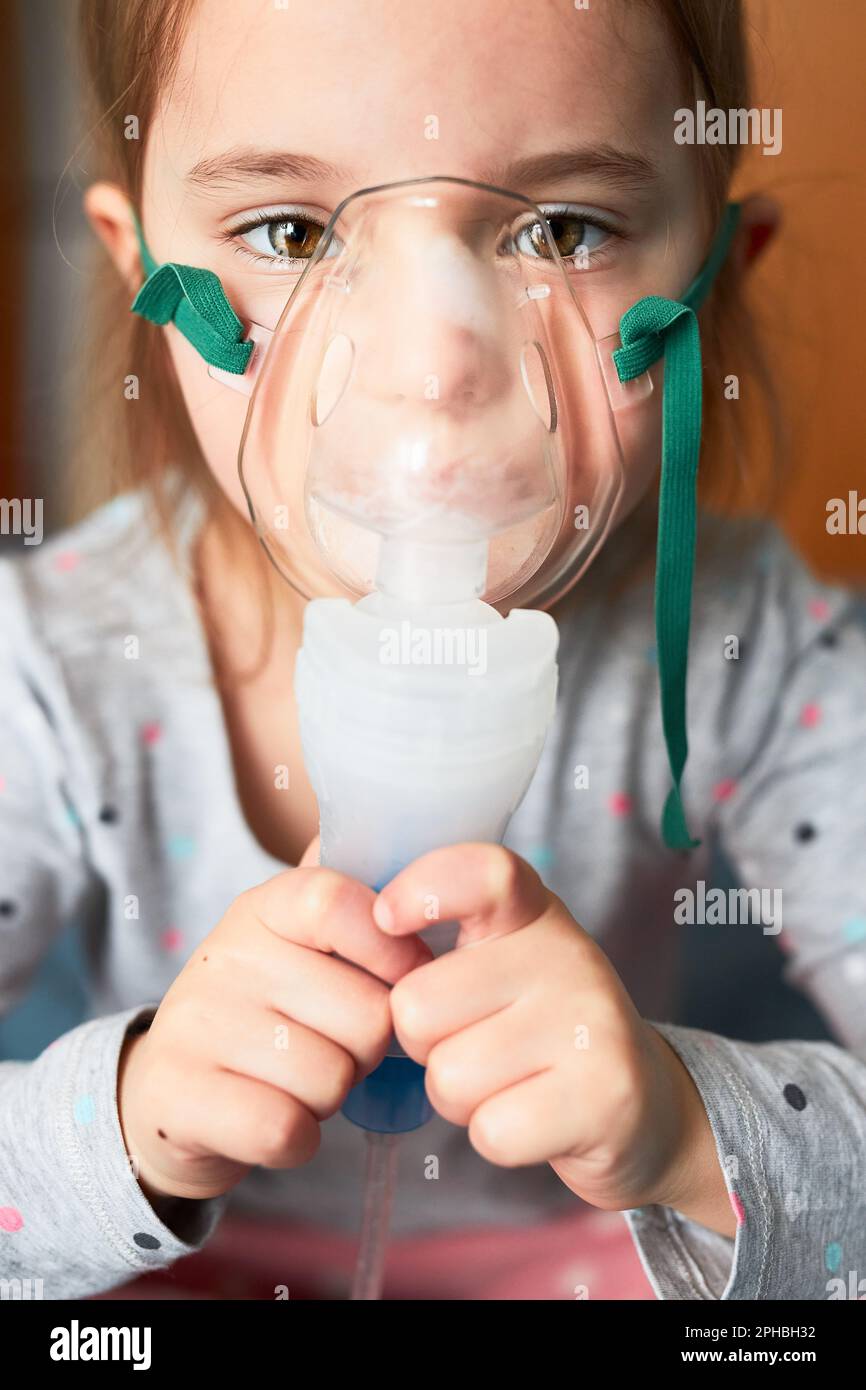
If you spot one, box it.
[350,1131,401,1300]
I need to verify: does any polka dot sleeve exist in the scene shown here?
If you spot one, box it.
[1,1005,230,1296]
[0,560,229,1293]
[624,546,866,1299]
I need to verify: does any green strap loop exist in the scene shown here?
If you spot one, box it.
[130,218,253,375]
[613,203,741,851]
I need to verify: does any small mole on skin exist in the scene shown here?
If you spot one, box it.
[158,1129,167,1139]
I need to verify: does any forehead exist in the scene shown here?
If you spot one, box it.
[157,0,682,188]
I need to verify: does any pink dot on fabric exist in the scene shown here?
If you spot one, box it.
[712,778,738,803]
[799,703,822,729]
[161,927,183,953]
[0,1206,24,1233]
[608,792,633,817]
[141,722,163,746]
[729,1191,746,1227]
[808,599,830,621]
[0,775,5,793]
[53,551,80,573]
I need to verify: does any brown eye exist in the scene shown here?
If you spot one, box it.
[514,211,609,264]
[238,213,341,265]
[527,215,586,259]
[269,218,325,258]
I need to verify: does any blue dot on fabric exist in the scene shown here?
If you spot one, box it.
[74,1094,96,1125]
[133,1232,161,1251]
[783,1083,807,1111]
[168,835,196,860]
[825,1242,842,1273]
[526,845,555,872]
[843,916,866,945]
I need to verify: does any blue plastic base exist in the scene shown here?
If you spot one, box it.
[341,1055,433,1133]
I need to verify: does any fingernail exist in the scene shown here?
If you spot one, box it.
[373,897,395,932]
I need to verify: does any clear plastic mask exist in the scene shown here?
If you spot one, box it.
[233,176,651,610]
[131,182,741,851]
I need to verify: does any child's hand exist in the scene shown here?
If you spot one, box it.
[377,845,734,1235]
[118,864,432,1205]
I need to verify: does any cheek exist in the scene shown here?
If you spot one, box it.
[612,362,663,515]
[165,328,252,516]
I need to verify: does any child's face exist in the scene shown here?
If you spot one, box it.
[139,0,711,558]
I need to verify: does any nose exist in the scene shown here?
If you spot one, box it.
[350,232,512,416]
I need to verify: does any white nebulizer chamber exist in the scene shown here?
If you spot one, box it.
[295,589,558,893]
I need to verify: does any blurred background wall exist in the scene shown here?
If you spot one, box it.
[735,0,866,582]
[1,0,86,530]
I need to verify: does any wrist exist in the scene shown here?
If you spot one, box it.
[118,1027,173,1204]
[118,1027,215,1237]
[645,1027,737,1239]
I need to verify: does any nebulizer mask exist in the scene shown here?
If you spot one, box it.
[132,176,739,1295]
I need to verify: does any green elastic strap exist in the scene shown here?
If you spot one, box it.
[130,215,253,375]
[613,203,741,851]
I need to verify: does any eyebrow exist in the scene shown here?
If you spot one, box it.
[184,143,659,196]
[185,147,355,189]
[485,145,660,195]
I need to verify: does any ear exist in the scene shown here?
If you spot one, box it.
[730,192,781,273]
[83,182,144,295]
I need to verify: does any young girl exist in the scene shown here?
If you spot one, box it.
[1,0,863,1301]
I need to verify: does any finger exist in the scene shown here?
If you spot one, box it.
[154,1066,321,1171]
[219,1009,359,1119]
[391,911,589,1061]
[242,867,433,983]
[373,844,548,945]
[390,930,528,1060]
[469,1069,581,1168]
[424,997,552,1124]
[262,947,393,1076]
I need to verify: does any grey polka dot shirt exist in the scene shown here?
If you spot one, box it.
[0,484,863,1299]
